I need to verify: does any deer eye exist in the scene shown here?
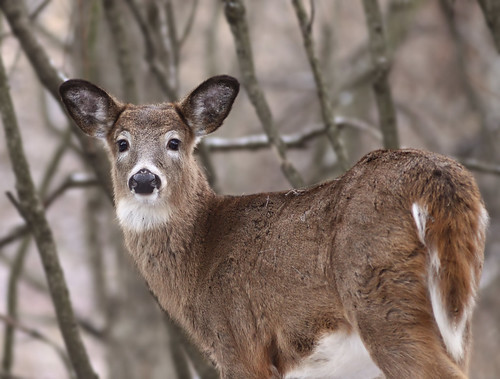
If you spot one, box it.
[117,139,129,152]
[167,138,180,151]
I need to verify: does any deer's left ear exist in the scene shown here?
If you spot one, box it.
[59,79,124,139]
[177,75,239,137]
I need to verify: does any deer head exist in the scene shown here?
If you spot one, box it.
[60,75,239,231]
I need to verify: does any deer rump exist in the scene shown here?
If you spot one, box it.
[60,75,487,379]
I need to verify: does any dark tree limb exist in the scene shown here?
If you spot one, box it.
[477,0,500,53]
[0,174,97,249]
[101,0,139,103]
[0,51,97,378]
[1,238,30,376]
[124,0,177,101]
[1,121,70,375]
[204,117,382,152]
[460,158,500,176]
[0,0,113,200]
[291,0,349,171]
[361,0,399,149]
[0,313,73,377]
[179,0,199,47]
[222,0,304,188]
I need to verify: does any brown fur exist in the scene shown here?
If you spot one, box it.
[60,76,486,379]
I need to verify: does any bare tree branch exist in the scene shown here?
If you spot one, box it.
[179,0,199,47]
[204,117,382,152]
[0,0,113,200]
[165,0,180,92]
[0,313,73,377]
[361,0,399,149]
[0,174,98,250]
[460,158,500,176]
[1,238,30,376]
[124,0,177,101]
[0,51,97,378]
[439,0,496,157]
[1,122,70,375]
[291,0,349,171]
[477,0,500,52]
[222,0,305,188]
[101,0,139,103]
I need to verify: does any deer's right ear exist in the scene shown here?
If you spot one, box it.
[177,75,239,137]
[59,79,124,138]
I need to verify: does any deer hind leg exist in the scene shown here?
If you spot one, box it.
[353,299,469,378]
[345,246,469,378]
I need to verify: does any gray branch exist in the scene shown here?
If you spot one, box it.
[101,0,139,103]
[0,0,113,200]
[361,0,399,149]
[124,0,178,100]
[477,0,500,53]
[204,117,382,152]
[291,0,349,171]
[0,313,73,377]
[0,51,97,378]
[222,0,304,188]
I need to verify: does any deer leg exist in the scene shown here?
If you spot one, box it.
[350,277,469,379]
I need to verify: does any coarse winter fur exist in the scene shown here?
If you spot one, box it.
[60,75,487,379]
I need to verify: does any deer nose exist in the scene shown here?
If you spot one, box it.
[129,169,161,195]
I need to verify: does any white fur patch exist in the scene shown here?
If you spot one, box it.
[411,203,428,245]
[428,254,469,363]
[425,204,488,363]
[285,332,382,379]
[477,205,489,249]
[116,196,172,231]
[117,162,170,231]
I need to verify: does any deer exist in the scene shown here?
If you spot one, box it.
[60,75,487,379]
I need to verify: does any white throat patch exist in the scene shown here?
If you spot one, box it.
[116,196,172,231]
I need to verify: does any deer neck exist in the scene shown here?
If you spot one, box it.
[119,165,215,323]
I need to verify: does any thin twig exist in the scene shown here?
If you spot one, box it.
[222,0,304,188]
[439,0,495,156]
[30,0,51,20]
[477,0,500,53]
[2,237,30,375]
[3,98,70,373]
[204,117,382,152]
[0,0,114,200]
[361,0,399,149]
[0,226,27,251]
[165,0,179,92]
[0,370,30,379]
[0,51,97,378]
[179,0,199,47]
[123,0,177,100]
[0,252,47,293]
[0,313,73,377]
[1,174,98,250]
[291,0,348,171]
[460,158,500,175]
[101,0,139,103]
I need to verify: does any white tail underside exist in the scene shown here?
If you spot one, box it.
[412,202,476,363]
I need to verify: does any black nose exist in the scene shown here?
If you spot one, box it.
[128,169,161,195]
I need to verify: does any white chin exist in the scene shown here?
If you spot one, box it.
[116,195,171,232]
[133,190,159,204]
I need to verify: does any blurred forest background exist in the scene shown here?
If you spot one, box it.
[0,0,499,378]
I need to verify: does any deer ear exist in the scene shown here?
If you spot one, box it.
[59,79,124,138]
[177,75,239,137]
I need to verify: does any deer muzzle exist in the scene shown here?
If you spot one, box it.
[129,168,162,195]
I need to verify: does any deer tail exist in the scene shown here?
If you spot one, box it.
[411,170,487,365]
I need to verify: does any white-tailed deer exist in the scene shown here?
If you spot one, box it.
[60,75,487,379]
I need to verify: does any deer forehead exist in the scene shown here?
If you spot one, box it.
[113,104,193,141]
